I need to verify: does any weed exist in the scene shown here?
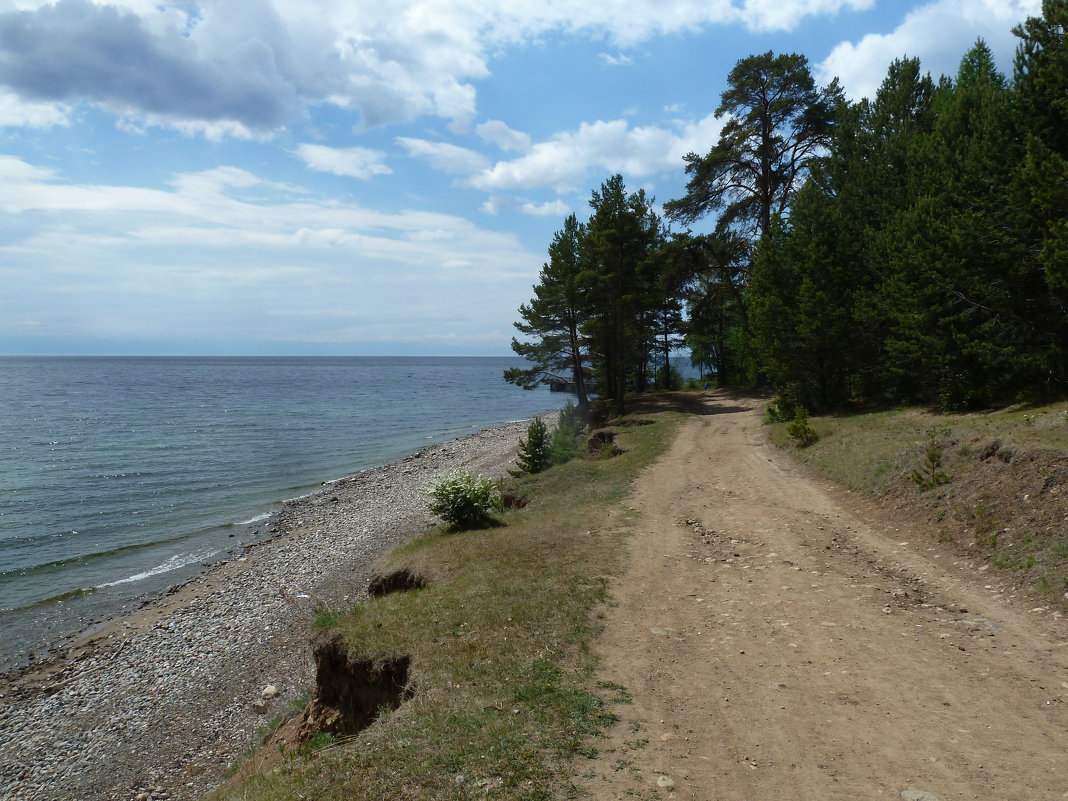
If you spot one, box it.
[596,680,633,705]
[301,732,339,756]
[911,427,951,491]
[1023,413,1037,426]
[786,407,819,447]
[312,605,341,630]
[1038,466,1056,489]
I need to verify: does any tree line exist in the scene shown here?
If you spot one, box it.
[507,0,1068,415]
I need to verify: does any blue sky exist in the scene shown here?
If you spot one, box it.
[0,0,1042,355]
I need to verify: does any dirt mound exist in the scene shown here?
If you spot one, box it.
[367,567,429,597]
[884,433,1068,605]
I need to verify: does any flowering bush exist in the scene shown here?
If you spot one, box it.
[427,470,502,530]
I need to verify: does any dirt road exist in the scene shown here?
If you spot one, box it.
[583,392,1068,801]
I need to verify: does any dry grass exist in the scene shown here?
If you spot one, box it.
[770,400,1068,606]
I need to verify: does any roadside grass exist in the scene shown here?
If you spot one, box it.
[209,411,681,801]
[769,400,1068,604]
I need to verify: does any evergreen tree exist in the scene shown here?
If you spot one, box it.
[505,214,590,409]
[581,175,662,414]
[511,417,551,476]
[666,51,843,249]
[1014,0,1068,292]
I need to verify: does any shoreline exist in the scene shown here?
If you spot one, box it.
[1,412,552,672]
[0,413,549,801]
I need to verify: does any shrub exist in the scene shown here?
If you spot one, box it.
[765,382,808,424]
[786,406,819,447]
[427,470,502,530]
[511,417,552,476]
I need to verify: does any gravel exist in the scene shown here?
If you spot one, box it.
[0,416,546,801]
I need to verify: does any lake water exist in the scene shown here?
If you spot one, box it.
[0,356,560,667]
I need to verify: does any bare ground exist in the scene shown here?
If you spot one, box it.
[582,391,1068,801]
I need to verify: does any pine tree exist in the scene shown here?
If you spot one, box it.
[505,214,590,409]
[511,417,552,476]
[666,51,843,248]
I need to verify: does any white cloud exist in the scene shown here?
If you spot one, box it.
[0,89,69,127]
[520,199,570,216]
[480,195,516,215]
[739,0,875,32]
[294,143,391,179]
[818,0,1041,101]
[0,154,542,349]
[599,52,633,66]
[396,137,490,175]
[0,0,880,135]
[475,119,531,152]
[468,113,725,193]
[480,194,571,216]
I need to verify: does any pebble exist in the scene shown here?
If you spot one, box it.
[900,792,939,801]
[0,417,544,801]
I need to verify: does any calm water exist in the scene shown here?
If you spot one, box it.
[0,356,559,667]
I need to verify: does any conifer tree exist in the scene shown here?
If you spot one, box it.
[505,214,590,409]
[511,417,551,476]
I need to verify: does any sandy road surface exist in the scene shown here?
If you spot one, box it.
[583,392,1068,801]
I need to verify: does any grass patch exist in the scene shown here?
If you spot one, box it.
[209,410,682,801]
[768,399,1068,607]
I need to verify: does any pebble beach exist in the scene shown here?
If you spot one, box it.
[0,416,543,801]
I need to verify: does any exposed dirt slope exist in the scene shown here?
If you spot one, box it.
[582,391,1067,801]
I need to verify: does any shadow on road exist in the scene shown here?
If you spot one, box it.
[622,388,769,417]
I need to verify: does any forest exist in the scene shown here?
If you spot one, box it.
[506,0,1068,417]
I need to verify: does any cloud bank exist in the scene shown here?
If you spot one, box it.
[0,0,877,134]
[0,154,538,348]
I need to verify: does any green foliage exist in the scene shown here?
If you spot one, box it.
[549,401,583,466]
[513,16,1068,423]
[506,214,590,407]
[764,383,807,424]
[910,426,951,490]
[312,605,342,630]
[511,417,552,476]
[582,174,664,414]
[749,24,1068,410]
[786,407,819,447]
[301,732,339,755]
[427,471,502,530]
[665,50,843,242]
[763,401,790,425]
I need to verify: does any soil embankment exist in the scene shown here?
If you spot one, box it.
[583,391,1067,800]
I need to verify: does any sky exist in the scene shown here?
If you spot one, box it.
[0,0,1043,356]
